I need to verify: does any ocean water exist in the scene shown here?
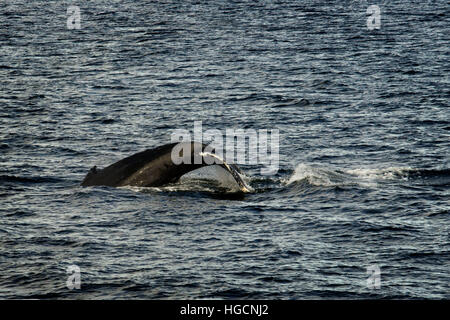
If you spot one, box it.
[0,0,449,299]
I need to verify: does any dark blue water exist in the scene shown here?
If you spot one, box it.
[0,0,449,299]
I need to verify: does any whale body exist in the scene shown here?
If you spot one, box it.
[81,142,251,192]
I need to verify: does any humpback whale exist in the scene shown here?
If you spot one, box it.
[81,142,252,193]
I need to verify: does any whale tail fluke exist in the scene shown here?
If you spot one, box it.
[81,142,252,193]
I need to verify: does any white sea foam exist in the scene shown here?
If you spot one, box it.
[285,163,339,187]
[346,167,412,180]
[286,163,413,187]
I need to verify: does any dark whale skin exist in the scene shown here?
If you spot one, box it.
[81,142,237,188]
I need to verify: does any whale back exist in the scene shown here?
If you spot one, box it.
[82,143,200,187]
[80,142,251,192]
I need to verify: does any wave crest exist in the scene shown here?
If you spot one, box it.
[285,164,449,188]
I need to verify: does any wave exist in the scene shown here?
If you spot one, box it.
[285,164,450,188]
[0,175,62,184]
[285,163,352,187]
